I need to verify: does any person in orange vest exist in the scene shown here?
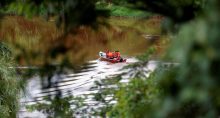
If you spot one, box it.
[114,51,121,60]
[106,50,114,59]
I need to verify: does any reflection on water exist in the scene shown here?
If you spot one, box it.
[2,16,162,66]
[17,33,163,117]
[19,57,139,117]
[18,58,175,117]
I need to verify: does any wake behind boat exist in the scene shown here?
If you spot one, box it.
[99,51,126,63]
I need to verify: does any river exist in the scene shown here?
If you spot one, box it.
[0,15,165,117]
[17,32,163,117]
[18,56,163,117]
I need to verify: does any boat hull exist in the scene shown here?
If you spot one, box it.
[99,51,126,63]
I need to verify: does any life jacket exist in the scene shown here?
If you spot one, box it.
[107,52,114,58]
[114,52,120,58]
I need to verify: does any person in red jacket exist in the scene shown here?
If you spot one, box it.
[106,50,114,59]
[114,51,121,60]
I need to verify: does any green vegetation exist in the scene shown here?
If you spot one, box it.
[109,5,151,17]
[137,46,156,61]
[26,96,85,118]
[109,73,160,118]
[105,0,220,117]
[96,3,152,17]
[0,43,23,118]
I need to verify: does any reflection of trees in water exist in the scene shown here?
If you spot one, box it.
[1,17,108,66]
[2,16,160,66]
[29,77,74,117]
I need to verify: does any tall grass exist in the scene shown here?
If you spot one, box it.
[0,42,23,118]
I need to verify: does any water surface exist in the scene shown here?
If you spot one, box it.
[19,57,141,117]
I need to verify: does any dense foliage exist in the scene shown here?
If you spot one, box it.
[1,0,109,29]
[107,0,220,117]
[109,73,160,118]
[129,0,206,23]
[0,43,23,118]
[26,95,86,118]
